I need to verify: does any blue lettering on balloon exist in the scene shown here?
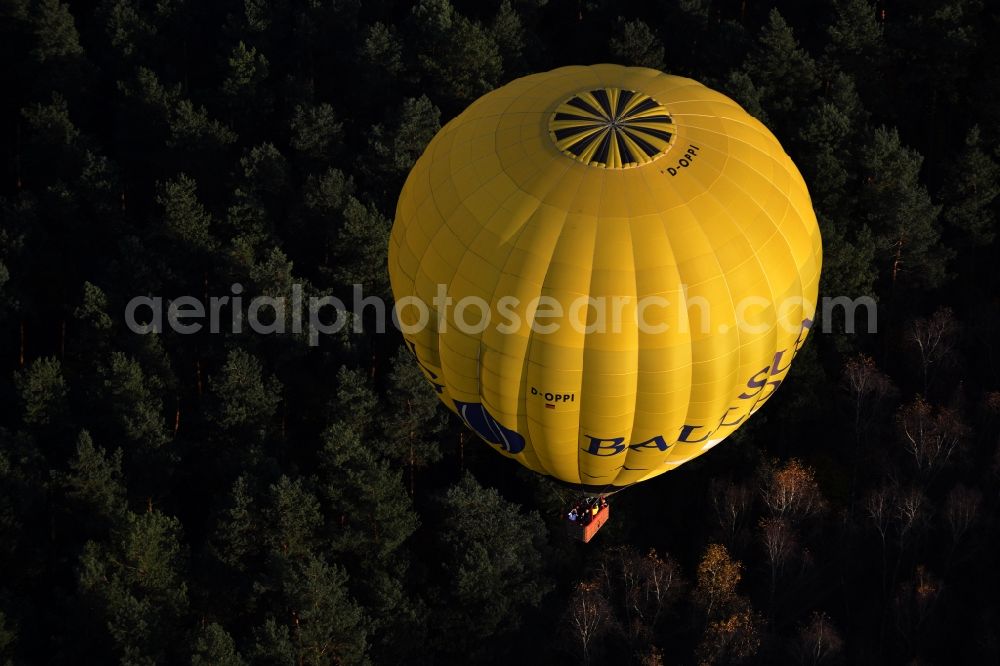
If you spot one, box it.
[770,349,793,375]
[717,406,746,428]
[738,367,771,399]
[579,318,815,458]
[750,379,781,411]
[678,424,714,443]
[794,318,813,352]
[628,434,672,452]
[453,400,525,454]
[583,435,627,456]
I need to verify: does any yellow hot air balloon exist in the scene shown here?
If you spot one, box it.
[389,64,822,493]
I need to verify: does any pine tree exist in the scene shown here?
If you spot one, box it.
[719,70,768,123]
[207,349,282,439]
[795,73,880,301]
[248,619,296,665]
[825,0,883,74]
[430,473,551,657]
[328,197,392,295]
[29,0,84,63]
[58,429,127,524]
[492,1,526,74]
[205,474,265,623]
[169,98,239,149]
[222,41,269,99]
[191,623,245,666]
[290,104,343,162]
[609,18,665,71]
[320,368,424,659]
[409,1,501,105]
[75,282,114,336]
[319,424,418,561]
[222,41,272,131]
[241,143,290,200]
[14,356,68,428]
[264,475,323,561]
[156,173,216,256]
[20,92,79,148]
[376,347,445,492]
[859,126,948,290]
[432,15,502,103]
[742,9,819,135]
[370,95,441,179]
[328,366,378,434]
[211,475,258,572]
[283,555,369,665]
[303,168,355,219]
[78,510,190,664]
[119,68,236,151]
[19,93,84,186]
[940,126,1000,247]
[359,22,404,79]
[102,352,168,449]
[796,70,867,215]
[410,0,453,41]
[99,0,156,59]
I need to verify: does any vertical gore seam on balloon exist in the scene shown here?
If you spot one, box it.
[525,164,589,485]
[480,165,574,477]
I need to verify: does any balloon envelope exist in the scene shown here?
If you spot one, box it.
[389,65,822,492]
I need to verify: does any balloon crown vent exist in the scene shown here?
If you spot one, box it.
[549,88,675,168]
